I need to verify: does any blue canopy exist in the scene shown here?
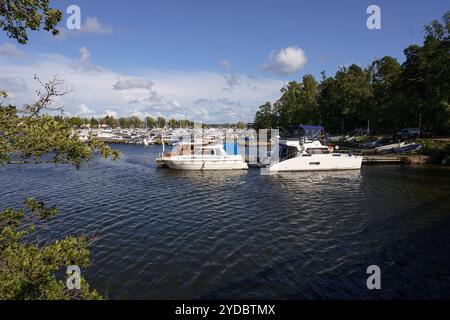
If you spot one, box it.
[223,142,240,155]
[292,125,324,140]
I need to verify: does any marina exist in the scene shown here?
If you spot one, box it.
[0,0,448,305]
[74,125,447,170]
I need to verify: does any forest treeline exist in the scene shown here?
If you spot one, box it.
[54,115,249,129]
[253,12,450,135]
[54,115,194,129]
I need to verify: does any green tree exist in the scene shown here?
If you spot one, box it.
[370,56,402,133]
[276,81,301,129]
[296,74,320,125]
[53,115,64,123]
[317,65,373,133]
[145,116,155,128]
[67,116,84,128]
[90,117,98,128]
[156,116,166,128]
[0,0,62,44]
[235,121,247,129]
[129,116,142,128]
[273,74,320,131]
[398,12,450,132]
[168,118,179,127]
[253,101,277,130]
[103,115,119,128]
[1,77,119,168]
[0,198,102,299]
[118,117,128,128]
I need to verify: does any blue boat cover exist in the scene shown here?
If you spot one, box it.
[223,142,240,155]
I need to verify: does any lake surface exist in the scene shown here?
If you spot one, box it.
[1,144,449,299]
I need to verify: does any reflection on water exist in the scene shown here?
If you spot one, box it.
[0,144,449,299]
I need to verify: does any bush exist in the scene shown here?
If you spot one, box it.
[0,198,102,300]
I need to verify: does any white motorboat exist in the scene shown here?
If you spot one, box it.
[97,128,115,140]
[156,142,248,170]
[267,139,362,172]
[109,135,125,141]
[142,136,155,146]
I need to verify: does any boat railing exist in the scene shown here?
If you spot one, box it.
[279,150,301,161]
[332,147,365,156]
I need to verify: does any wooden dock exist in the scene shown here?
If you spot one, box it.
[363,155,403,163]
[363,154,429,164]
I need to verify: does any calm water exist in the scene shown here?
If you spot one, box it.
[1,144,449,299]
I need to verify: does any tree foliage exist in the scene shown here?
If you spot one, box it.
[253,102,277,130]
[0,0,117,300]
[0,76,120,168]
[0,198,102,299]
[0,0,62,44]
[0,78,119,299]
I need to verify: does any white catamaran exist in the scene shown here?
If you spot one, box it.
[266,125,363,172]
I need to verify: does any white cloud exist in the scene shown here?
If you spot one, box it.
[77,46,100,72]
[79,46,90,64]
[82,17,113,35]
[113,78,154,90]
[222,74,240,92]
[104,110,118,118]
[131,109,144,118]
[56,17,113,39]
[263,46,308,75]
[78,103,95,115]
[0,44,25,59]
[0,76,28,94]
[170,100,181,108]
[0,48,283,123]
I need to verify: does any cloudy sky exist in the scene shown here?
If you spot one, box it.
[0,0,448,123]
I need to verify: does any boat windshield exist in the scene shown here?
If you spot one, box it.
[193,148,225,156]
[194,149,215,156]
[306,148,329,154]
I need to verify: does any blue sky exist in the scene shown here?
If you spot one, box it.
[0,0,448,122]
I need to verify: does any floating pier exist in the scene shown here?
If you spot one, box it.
[363,154,430,164]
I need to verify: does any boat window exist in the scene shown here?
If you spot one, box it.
[180,146,193,155]
[279,145,299,160]
[199,149,214,155]
[172,146,180,154]
[306,148,329,154]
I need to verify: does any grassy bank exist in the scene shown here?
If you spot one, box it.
[418,139,450,165]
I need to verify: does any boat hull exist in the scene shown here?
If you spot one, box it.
[268,154,363,172]
[164,159,248,170]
